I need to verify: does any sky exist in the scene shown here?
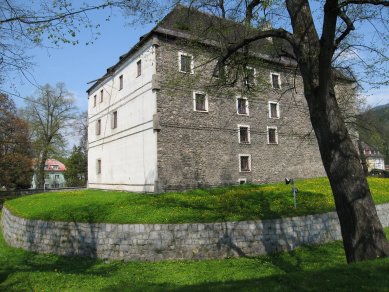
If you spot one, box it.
[6,2,389,112]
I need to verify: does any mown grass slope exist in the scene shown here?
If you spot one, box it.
[4,177,389,224]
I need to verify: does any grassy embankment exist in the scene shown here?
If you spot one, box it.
[4,177,389,224]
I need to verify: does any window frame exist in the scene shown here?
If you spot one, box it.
[239,154,252,172]
[193,91,209,112]
[93,95,97,107]
[178,52,194,74]
[238,124,251,144]
[100,89,104,103]
[236,97,249,115]
[267,126,279,144]
[238,178,247,185]
[111,111,118,129]
[268,101,280,119]
[96,159,101,175]
[270,72,281,89]
[96,119,101,136]
[136,60,142,77]
[119,75,123,90]
[244,66,256,86]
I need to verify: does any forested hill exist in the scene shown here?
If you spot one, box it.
[357,103,389,163]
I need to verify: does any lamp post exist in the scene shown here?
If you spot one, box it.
[285,178,298,209]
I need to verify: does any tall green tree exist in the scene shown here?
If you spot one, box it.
[22,83,77,189]
[65,146,87,187]
[0,94,33,189]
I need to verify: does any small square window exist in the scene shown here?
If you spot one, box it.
[238,125,250,144]
[269,102,280,118]
[111,111,118,129]
[119,75,123,90]
[97,159,101,174]
[96,119,101,136]
[137,60,142,77]
[268,127,278,144]
[271,73,281,89]
[93,95,97,107]
[237,98,249,115]
[100,90,104,103]
[239,155,251,172]
[179,53,193,73]
[193,92,208,112]
[239,178,247,185]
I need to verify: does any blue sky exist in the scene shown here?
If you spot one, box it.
[7,3,389,112]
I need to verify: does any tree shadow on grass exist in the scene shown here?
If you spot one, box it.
[99,258,389,292]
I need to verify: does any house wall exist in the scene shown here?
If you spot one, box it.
[154,37,326,191]
[367,157,386,171]
[87,40,158,192]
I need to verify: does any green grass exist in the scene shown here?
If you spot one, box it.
[1,224,389,291]
[4,177,389,224]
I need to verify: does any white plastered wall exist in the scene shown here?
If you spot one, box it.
[87,40,157,192]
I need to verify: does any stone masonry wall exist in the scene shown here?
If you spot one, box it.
[154,36,326,191]
[3,204,389,261]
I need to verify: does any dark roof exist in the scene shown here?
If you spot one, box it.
[87,5,296,94]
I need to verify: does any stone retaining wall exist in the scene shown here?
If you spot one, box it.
[2,204,389,261]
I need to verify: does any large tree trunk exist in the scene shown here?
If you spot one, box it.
[307,85,389,262]
[286,0,389,262]
[36,150,48,189]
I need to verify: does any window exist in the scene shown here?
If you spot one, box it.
[269,101,280,118]
[97,159,101,174]
[179,52,193,73]
[93,95,97,107]
[100,89,104,102]
[111,111,118,129]
[193,92,208,112]
[237,97,249,115]
[244,67,256,86]
[267,126,278,144]
[238,125,250,144]
[239,155,251,172]
[137,60,142,77]
[54,174,59,180]
[271,73,281,89]
[239,178,247,185]
[119,75,123,90]
[96,119,101,135]
[52,165,59,170]
[45,174,50,179]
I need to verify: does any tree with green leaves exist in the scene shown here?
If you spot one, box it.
[22,83,77,189]
[65,146,87,187]
[0,94,33,189]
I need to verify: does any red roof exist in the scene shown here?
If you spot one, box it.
[45,159,66,172]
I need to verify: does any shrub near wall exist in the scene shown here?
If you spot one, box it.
[2,204,389,261]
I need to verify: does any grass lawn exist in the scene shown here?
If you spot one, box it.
[4,177,389,224]
[1,224,389,291]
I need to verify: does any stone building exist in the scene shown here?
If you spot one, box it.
[87,5,355,192]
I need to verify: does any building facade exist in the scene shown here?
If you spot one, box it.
[31,159,67,189]
[362,143,386,172]
[87,6,355,192]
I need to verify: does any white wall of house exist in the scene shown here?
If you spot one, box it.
[87,40,158,192]
[367,157,386,171]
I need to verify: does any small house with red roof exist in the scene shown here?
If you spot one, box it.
[31,159,67,189]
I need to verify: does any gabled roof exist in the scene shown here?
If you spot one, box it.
[86,5,295,94]
[45,159,67,172]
